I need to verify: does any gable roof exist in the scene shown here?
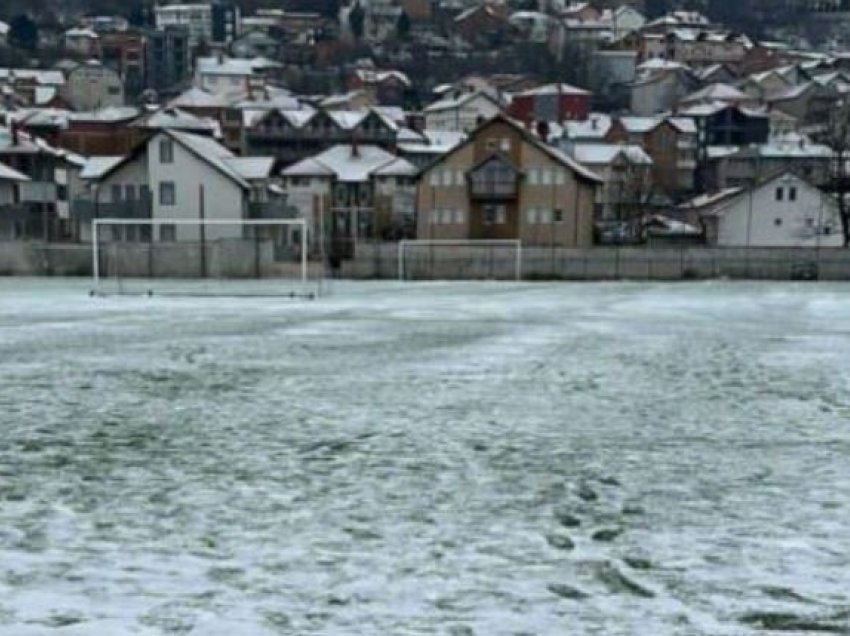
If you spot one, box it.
[421,114,602,184]
[0,160,30,182]
[282,145,416,182]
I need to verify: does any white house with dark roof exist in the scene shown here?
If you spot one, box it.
[423,91,503,133]
[77,129,277,242]
[679,172,843,247]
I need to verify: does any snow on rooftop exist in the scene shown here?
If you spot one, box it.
[0,160,30,182]
[80,155,125,180]
[569,143,652,166]
[283,145,414,182]
[515,83,591,97]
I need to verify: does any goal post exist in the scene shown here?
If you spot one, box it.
[91,217,321,298]
[398,239,523,281]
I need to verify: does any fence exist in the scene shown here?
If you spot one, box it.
[5,241,850,281]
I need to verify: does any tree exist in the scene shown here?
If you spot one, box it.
[396,10,411,40]
[8,14,38,51]
[348,2,365,41]
[823,101,850,247]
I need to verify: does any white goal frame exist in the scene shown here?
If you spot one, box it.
[92,217,309,295]
[397,239,523,281]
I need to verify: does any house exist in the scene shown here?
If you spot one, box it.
[397,129,465,169]
[282,144,418,249]
[0,161,31,240]
[349,68,411,107]
[415,114,601,247]
[155,1,241,45]
[507,83,592,124]
[606,116,698,198]
[452,4,512,48]
[64,28,101,57]
[244,107,401,168]
[565,143,653,221]
[423,91,503,132]
[194,56,281,97]
[0,124,84,241]
[630,61,699,115]
[680,172,842,248]
[680,102,770,148]
[74,129,276,242]
[62,61,125,111]
[145,26,192,96]
[704,132,833,191]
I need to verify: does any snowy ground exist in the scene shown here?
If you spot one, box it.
[1,278,850,635]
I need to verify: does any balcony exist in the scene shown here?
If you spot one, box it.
[469,180,518,201]
[70,199,152,221]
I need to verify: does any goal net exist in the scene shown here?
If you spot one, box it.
[91,218,326,298]
[398,239,523,281]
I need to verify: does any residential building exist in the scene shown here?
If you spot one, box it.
[64,28,101,57]
[194,56,281,96]
[680,172,842,248]
[61,61,125,112]
[507,83,592,124]
[0,161,31,240]
[244,107,400,168]
[630,61,699,115]
[415,115,601,247]
[74,129,276,242]
[145,26,192,95]
[282,144,418,249]
[349,69,411,107]
[154,1,241,45]
[423,91,503,133]
[100,31,147,99]
[566,143,653,220]
[452,4,512,48]
[705,132,833,191]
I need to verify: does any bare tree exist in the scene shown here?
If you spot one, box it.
[822,100,850,247]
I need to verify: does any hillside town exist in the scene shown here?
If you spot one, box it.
[2,0,850,270]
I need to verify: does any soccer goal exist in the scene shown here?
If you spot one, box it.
[397,239,523,281]
[91,218,325,298]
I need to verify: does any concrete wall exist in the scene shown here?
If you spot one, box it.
[6,242,850,282]
[349,243,850,281]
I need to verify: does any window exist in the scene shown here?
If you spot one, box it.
[774,218,783,226]
[555,170,566,185]
[775,187,784,202]
[805,218,814,227]
[160,224,176,241]
[159,139,174,164]
[453,208,465,224]
[528,168,539,186]
[789,187,797,202]
[553,209,564,223]
[539,208,552,223]
[159,181,176,206]
[486,138,499,152]
[527,208,538,224]
[455,170,465,187]
[500,138,511,152]
[430,208,441,224]
[484,204,506,225]
[111,184,122,202]
[429,172,440,187]
[124,185,136,201]
[441,208,453,224]
[541,169,552,186]
[442,169,453,186]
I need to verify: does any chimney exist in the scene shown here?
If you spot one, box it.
[351,132,360,158]
[536,120,550,141]
[591,116,598,130]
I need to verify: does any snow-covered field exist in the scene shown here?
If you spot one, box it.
[1,278,849,635]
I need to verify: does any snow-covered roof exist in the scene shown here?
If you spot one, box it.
[679,187,743,211]
[134,107,220,134]
[424,90,500,113]
[618,116,660,134]
[514,83,591,97]
[0,69,65,86]
[65,27,99,39]
[166,130,250,188]
[564,114,612,140]
[354,69,411,87]
[80,155,125,180]
[168,87,230,108]
[0,21,9,37]
[224,156,275,180]
[683,83,749,104]
[569,143,652,166]
[283,145,415,183]
[0,160,29,182]
[668,117,697,134]
[196,56,272,77]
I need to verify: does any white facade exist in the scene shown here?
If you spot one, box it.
[698,174,843,248]
[62,62,125,111]
[155,4,213,42]
[424,92,502,133]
